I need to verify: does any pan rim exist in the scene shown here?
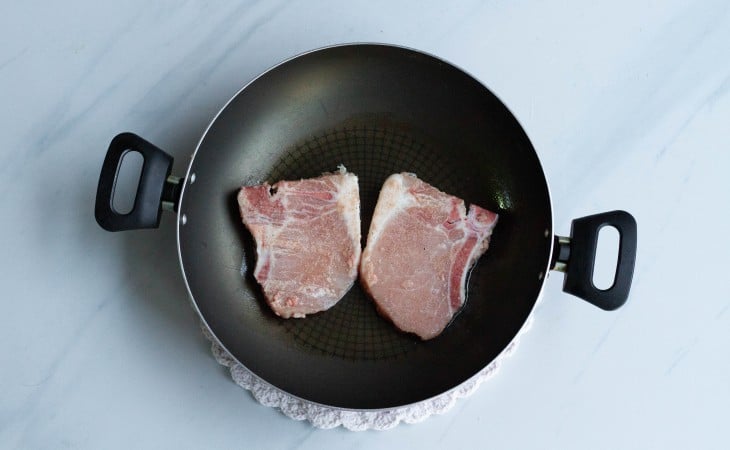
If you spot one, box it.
[175,42,556,410]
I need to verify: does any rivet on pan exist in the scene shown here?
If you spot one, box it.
[538,271,544,280]
[544,228,549,237]
[190,173,196,184]
[181,214,188,225]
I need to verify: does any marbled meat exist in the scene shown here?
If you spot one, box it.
[237,168,361,318]
[360,173,498,339]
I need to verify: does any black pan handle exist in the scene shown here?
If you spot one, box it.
[95,132,182,231]
[552,210,637,310]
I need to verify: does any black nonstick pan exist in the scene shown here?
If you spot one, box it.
[95,44,637,410]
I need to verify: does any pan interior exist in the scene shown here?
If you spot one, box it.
[178,45,552,409]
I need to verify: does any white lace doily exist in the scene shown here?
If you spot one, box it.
[199,300,539,431]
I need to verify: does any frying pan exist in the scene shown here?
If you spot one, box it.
[95,44,637,410]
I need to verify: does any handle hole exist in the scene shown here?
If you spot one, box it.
[112,150,144,214]
[593,225,620,290]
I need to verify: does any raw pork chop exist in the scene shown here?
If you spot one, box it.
[237,168,361,318]
[360,173,498,340]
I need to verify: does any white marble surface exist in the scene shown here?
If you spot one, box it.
[2,0,729,448]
